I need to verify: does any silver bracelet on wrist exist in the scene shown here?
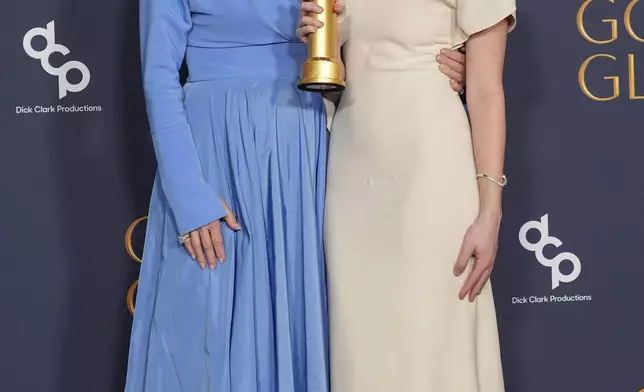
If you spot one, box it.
[476,173,507,187]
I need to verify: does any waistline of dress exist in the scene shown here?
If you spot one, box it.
[186,42,307,82]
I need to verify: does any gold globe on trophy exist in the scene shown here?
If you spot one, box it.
[298,0,345,92]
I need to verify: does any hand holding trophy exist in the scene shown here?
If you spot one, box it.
[297,0,346,92]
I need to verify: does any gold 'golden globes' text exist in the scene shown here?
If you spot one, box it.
[125,217,146,315]
[577,0,643,101]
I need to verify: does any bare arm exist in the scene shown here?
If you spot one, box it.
[465,18,511,219]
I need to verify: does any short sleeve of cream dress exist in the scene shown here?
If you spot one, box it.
[453,0,517,47]
[324,0,516,391]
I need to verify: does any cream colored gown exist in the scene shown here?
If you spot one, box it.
[325,0,516,391]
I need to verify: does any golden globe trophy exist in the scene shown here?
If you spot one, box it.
[298,0,345,92]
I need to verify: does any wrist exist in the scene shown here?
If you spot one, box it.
[478,192,502,213]
[478,190,502,221]
[476,174,503,214]
[477,207,502,227]
[479,206,502,218]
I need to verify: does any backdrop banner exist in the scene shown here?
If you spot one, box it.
[495,1,644,391]
[0,0,642,391]
[0,1,155,391]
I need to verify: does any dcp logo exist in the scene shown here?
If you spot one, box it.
[23,21,90,99]
[519,214,581,290]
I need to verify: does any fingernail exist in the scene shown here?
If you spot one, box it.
[436,55,442,62]
[440,49,446,54]
[199,263,205,269]
[439,65,446,71]
[191,254,196,260]
[209,264,215,271]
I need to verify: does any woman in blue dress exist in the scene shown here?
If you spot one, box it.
[124,0,467,391]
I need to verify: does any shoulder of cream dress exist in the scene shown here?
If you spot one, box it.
[450,0,517,49]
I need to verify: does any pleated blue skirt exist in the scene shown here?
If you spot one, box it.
[125,77,329,392]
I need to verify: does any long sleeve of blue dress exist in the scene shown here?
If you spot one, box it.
[140,0,226,236]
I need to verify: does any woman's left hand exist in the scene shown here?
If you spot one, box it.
[453,212,501,302]
[437,47,466,93]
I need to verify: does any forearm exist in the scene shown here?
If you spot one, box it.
[141,0,225,235]
[463,19,510,218]
[467,88,506,217]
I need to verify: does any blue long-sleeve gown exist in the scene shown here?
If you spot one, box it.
[124,0,329,391]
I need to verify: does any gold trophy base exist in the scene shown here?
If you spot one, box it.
[298,58,345,92]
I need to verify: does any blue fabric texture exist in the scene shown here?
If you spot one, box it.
[124,0,329,390]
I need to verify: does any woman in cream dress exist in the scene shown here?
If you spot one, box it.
[298,0,516,391]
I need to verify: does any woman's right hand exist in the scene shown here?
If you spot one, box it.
[296,0,345,43]
[453,212,501,302]
[183,198,241,270]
